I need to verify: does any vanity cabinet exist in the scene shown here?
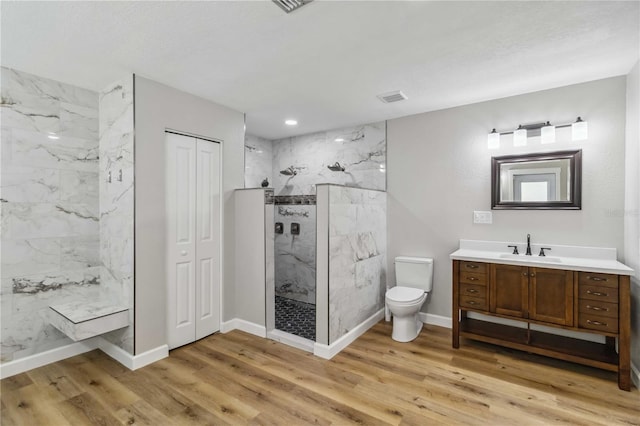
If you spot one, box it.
[452,259,631,391]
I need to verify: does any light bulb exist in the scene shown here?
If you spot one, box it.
[487,129,500,149]
[513,126,527,147]
[541,122,556,144]
[572,117,588,141]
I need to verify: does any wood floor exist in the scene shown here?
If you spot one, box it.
[2,322,639,425]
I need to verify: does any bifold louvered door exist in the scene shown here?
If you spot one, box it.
[166,132,221,349]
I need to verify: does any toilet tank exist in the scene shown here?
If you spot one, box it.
[395,256,433,292]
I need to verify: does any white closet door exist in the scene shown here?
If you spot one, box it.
[166,133,197,349]
[195,139,220,339]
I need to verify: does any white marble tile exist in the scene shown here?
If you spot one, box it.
[2,202,99,239]
[6,128,98,172]
[1,238,60,277]
[0,165,60,203]
[245,134,273,188]
[327,186,387,344]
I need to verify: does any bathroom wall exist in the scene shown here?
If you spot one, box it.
[387,76,627,319]
[98,76,135,353]
[134,76,245,354]
[624,61,640,382]
[272,121,386,196]
[245,133,273,188]
[274,203,316,304]
[1,67,100,361]
[317,185,387,345]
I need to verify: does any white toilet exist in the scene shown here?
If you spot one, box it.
[385,256,433,342]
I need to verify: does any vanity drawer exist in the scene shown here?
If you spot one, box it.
[578,299,618,319]
[460,283,487,298]
[460,261,488,274]
[578,272,618,288]
[579,284,619,303]
[460,271,487,286]
[459,295,487,311]
[579,313,618,333]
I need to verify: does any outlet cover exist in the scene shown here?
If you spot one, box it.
[473,211,493,224]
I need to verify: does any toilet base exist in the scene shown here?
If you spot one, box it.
[391,315,424,342]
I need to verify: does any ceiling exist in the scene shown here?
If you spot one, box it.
[2,1,638,140]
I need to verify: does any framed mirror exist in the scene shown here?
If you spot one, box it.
[491,150,582,210]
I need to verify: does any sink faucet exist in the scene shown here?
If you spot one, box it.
[526,233,532,256]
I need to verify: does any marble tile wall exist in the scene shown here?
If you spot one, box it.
[98,76,135,353]
[245,133,273,189]
[1,67,100,362]
[272,121,386,196]
[327,185,387,344]
[274,203,316,305]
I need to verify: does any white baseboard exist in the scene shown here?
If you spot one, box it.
[97,338,168,370]
[314,309,384,360]
[220,318,266,338]
[631,362,640,390]
[0,338,100,379]
[419,312,452,329]
[267,329,314,353]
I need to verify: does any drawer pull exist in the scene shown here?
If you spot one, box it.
[588,276,608,282]
[467,300,477,305]
[586,290,608,297]
[586,305,609,312]
[586,319,607,327]
[467,289,479,294]
[468,277,478,281]
[466,264,479,269]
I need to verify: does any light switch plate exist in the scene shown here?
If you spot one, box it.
[473,211,493,224]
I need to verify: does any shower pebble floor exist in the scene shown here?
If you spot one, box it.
[275,295,316,341]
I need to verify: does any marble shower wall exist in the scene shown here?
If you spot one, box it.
[245,133,273,188]
[327,185,386,344]
[1,67,100,362]
[272,122,386,196]
[98,76,135,353]
[274,202,316,304]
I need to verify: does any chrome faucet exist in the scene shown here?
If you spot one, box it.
[526,233,532,256]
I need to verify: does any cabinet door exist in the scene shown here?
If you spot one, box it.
[528,267,574,326]
[490,264,529,318]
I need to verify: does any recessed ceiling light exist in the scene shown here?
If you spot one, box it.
[285,119,298,126]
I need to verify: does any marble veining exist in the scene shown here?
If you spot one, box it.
[98,76,135,353]
[327,186,387,344]
[275,204,316,305]
[245,134,273,188]
[1,67,101,362]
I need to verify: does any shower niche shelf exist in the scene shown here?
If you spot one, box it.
[48,300,128,341]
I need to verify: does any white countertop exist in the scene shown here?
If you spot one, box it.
[450,240,634,276]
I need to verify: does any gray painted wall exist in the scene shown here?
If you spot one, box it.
[134,76,244,354]
[387,77,627,319]
[624,61,640,377]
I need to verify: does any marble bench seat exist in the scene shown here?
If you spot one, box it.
[48,301,128,341]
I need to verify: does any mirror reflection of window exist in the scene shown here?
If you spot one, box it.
[514,173,557,201]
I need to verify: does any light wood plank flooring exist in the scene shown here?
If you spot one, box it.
[2,322,638,425]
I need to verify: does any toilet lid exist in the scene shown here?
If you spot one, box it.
[386,286,425,303]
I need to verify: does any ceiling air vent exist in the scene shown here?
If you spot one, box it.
[273,0,313,14]
[377,91,408,104]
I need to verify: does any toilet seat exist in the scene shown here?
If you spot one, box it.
[386,286,425,304]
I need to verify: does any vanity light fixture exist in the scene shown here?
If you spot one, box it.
[285,119,298,126]
[513,125,527,147]
[541,121,556,144]
[487,117,587,149]
[487,129,500,149]
[572,117,588,141]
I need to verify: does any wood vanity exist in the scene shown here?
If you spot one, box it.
[451,242,633,391]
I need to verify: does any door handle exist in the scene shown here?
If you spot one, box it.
[181,250,188,256]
